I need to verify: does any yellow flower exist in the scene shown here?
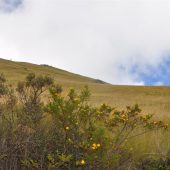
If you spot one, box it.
[81,159,85,165]
[92,143,97,147]
[97,144,101,147]
[65,126,69,130]
[91,143,101,150]
[91,146,96,150]
[91,143,97,149]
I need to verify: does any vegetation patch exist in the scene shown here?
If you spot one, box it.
[0,73,169,170]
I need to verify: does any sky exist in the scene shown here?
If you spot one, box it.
[0,0,170,85]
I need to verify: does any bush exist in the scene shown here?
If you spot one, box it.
[0,73,168,170]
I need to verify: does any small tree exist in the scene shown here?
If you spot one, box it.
[16,73,54,125]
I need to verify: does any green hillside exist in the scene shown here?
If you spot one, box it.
[0,58,170,119]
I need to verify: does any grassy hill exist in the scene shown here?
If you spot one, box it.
[0,58,170,162]
[1,58,170,120]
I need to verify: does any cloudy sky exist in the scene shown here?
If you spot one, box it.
[0,0,170,85]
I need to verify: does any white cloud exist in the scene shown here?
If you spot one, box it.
[0,0,170,85]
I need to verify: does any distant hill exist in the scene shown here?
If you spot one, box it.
[0,58,107,85]
[1,58,170,119]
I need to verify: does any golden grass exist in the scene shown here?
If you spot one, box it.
[1,58,170,157]
[1,58,170,118]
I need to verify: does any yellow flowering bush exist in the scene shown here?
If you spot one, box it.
[45,85,168,169]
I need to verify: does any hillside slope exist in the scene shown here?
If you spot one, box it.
[0,58,170,119]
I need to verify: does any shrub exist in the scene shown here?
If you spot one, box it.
[0,73,168,170]
[45,86,168,169]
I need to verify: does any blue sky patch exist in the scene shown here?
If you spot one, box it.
[130,57,170,85]
[0,0,23,12]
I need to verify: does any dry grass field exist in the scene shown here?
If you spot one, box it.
[1,58,170,118]
[0,58,170,158]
